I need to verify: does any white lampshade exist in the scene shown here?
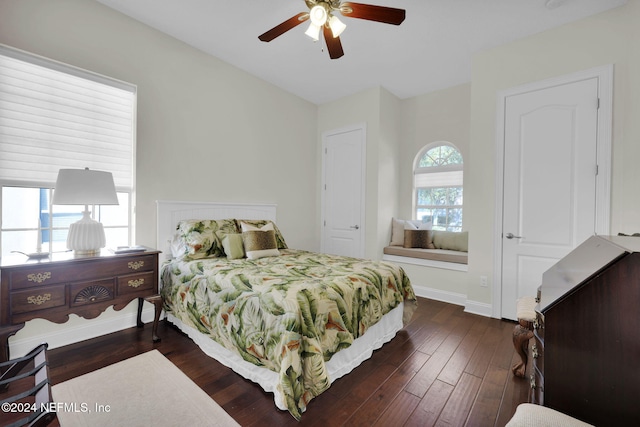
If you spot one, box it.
[329,16,346,38]
[52,168,119,206]
[305,22,321,41]
[53,168,119,255]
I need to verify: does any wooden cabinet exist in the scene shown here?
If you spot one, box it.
[0,249,162,362]
[531,235,640,426]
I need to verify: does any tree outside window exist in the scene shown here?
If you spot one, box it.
[414,143,463,231]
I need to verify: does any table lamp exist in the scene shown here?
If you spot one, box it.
[52,168,119,256]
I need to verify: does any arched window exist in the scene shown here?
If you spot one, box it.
[414,142,463,231]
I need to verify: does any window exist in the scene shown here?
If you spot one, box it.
[0,45,136,258]
[414,142,463,231]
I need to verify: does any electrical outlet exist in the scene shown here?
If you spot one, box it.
[480,275,488,287]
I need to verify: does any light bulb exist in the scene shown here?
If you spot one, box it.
[309,5,328,26]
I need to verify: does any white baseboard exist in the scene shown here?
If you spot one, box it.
[8,306,159,358]
[412,284,493,318]
[463,299,494,318]
[412,284,467,307]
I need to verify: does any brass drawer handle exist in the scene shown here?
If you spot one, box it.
[27,293,52,305]
[128,261,145,270]
[530,373,536,389]
[27,272,52,283]
[128,279,145,288]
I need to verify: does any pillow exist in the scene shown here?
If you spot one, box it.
[431,230,468,252]
[219,233,245,260]
[235,219,288,249]
[390,218,406,246]
[403,229,434,249]
[240,222,280,260]
[169,231,187,259]
[405,220,433,230]
[176,219,239,259]
[390,218,433,246]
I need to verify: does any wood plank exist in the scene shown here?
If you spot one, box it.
[344,351,430,426]
[405,380,454,427]
[436,372,483,426]
[373,390,422,427]
[466,365,510,426]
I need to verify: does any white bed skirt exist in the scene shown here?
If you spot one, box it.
[166,302,405,411]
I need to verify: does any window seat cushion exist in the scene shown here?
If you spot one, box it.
[383,246,468,264]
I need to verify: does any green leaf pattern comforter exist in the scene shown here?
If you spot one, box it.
[161,249,417,420]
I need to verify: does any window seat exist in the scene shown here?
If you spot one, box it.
[383,246,468,264]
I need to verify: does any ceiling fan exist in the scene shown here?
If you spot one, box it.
[258,1,406,59]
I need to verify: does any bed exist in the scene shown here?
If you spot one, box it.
[156,201,417,420]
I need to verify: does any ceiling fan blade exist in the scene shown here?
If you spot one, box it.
[258,12,310,42]
[340,2,406,25]
[323,26,344,59]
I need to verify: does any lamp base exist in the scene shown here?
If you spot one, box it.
[67,211,106,256]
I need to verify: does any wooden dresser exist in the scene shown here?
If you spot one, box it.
[530,235,640,426]
[0,249,162,363]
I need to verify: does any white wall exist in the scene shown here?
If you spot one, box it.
[466,1,640,311]
[388,84,472,305]
[316,86,403,260]
[0,0,318,355]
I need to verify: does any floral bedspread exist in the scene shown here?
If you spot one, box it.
[160,249,417,420]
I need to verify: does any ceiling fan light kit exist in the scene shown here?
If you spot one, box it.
[258,0,406,59]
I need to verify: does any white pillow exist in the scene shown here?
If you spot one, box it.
[405,220,433,230]
[169,232,186,259]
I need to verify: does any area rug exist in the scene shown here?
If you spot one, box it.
[51,350,240,426]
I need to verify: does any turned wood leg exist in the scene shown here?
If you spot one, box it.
[144,294,163,343]
[512,321,534,378]
[136,297,145,328]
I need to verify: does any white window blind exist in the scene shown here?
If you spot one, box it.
[414,169,463,187]
[0,45,135,189]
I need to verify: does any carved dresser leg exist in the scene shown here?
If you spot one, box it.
[512,320,534,377]
[512,295,538,378]
[144,295,163,343]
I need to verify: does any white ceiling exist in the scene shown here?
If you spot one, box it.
[95,0,627,105]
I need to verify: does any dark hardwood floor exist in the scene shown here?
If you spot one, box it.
[45,297,530,426]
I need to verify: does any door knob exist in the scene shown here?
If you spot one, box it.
[350,225,360,230]
[505,232,522,239]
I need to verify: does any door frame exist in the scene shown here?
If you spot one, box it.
[320,123,367,257]
[492,65,613,318]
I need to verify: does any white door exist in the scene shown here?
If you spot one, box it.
[321,124,366,258]
[500,78,600,320]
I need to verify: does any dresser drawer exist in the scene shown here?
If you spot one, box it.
[80,254,157,277]
[11,285,66,314]
[8,265,75,290]
[70,279,116,307]
[117,271,155,295]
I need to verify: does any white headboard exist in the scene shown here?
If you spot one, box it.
[156,200,277,263]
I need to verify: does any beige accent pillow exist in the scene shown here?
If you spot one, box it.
[431,230,468,252]
[240,222,280,260]
[390,218,406,246]
[220,233,245,260]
